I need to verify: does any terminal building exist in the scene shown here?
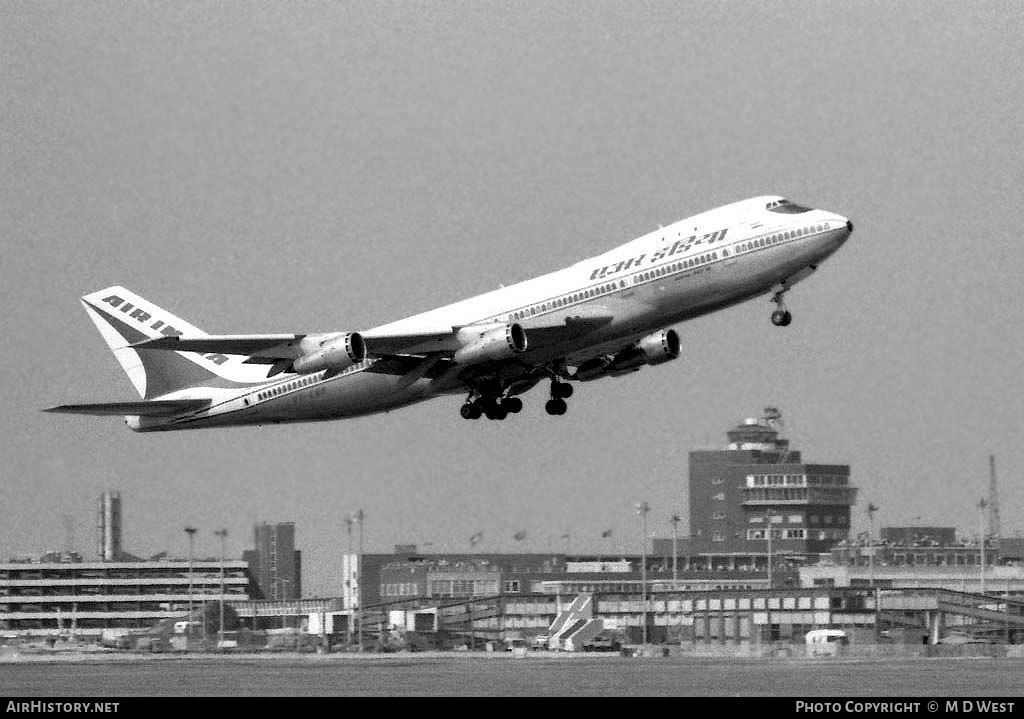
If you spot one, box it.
[0,557,249,636]
[345,551,768,610]
[0,491,253,637]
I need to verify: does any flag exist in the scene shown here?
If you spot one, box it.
[867,503,878,513]
[560,533,570,540]
[601,529,613,538]
[469,531,483,547]
[513,531,526,541]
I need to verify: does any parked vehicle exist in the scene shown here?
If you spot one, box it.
[582,634,621,653]
[805,629,848,656]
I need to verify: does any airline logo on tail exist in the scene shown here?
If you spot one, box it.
[96,292,229,365]
[80,286,269,399]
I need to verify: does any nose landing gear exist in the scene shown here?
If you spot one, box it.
[770,286,793,327]
[771,309,792,327]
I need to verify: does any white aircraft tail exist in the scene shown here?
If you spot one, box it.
[80,286,265,399]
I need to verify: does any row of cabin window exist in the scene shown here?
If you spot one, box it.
[257,374,319,401]
[736,223,826,254]
[509,281,620,321]
[634,252,718,285]
[504,226,803,320]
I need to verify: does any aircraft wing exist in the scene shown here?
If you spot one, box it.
[363,354,453,378]
[363,311,613,357]
[517,305,614,344]
[359,327,459,355]
[131,334,306,357]
[133,329,460,358]
[129,312,611,364]
[43,399,211,417]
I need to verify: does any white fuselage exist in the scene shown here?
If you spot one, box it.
[132,196,851,430]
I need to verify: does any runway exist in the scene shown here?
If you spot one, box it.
[1,653,1021,697]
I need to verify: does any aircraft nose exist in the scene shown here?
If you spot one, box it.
[829,214,852,239]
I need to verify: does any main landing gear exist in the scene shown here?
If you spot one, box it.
[459,392,524,421]
[770,286,793,327]
[544,379,573,416]
[458,377,574,420]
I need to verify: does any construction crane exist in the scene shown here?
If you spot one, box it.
[988,455,1001,549]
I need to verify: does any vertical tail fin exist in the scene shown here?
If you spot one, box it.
[80,286,263,399]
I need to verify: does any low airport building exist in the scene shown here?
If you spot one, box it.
[0,557,250,636]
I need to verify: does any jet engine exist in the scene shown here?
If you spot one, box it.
[452,323,527,365]
[291,332,367,375]
[574,329,680,381]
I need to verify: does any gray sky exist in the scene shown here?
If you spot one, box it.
[3,1,1023,595]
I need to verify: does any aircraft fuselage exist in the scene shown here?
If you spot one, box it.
[124,196,850,430]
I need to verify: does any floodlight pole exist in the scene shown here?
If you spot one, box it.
[978,499,987,595]
[354,510,366,653]
[345,516,354,647]
[636,501,650,651]
[184,526,196,639]
[765,509,775,649]
[670,514,681,584]
[214,529,228,648]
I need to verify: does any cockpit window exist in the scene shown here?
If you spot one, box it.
[766,199,813,214]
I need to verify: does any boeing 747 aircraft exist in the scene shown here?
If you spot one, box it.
[46,196,852,431]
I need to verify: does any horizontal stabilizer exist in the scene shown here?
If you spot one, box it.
[43,399,211,417]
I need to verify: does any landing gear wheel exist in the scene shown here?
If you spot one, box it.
[460,403,482,420]
[551,381,574,399]
[545,398,567,416]
[769,284,792,327]
[503,397,523,414]
[484,403,508,420]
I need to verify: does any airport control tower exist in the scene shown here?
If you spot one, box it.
[688,409,857,556]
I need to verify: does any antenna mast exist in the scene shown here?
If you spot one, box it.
[763,407,789,464]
